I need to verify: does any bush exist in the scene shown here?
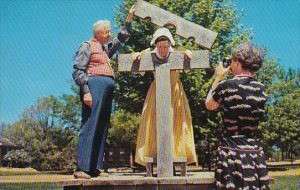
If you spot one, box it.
[4,149,32,168]
[107,110,140,151]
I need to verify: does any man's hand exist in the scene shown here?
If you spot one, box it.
[126,4,136,23]
[83,92,93,108]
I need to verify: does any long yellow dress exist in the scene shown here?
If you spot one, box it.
[135,70,197,166]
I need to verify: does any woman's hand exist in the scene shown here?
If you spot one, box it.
[131,52,141,61]
[214,61,229,79]
[131,48,151,61]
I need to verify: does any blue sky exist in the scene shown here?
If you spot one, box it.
[234,0,299,68]
[0,0,299,124]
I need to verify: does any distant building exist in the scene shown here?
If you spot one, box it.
[0,136,17,167]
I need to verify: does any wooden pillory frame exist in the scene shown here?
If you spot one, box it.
[117,0,217,178]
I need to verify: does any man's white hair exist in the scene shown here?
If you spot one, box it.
[93,20,111,35]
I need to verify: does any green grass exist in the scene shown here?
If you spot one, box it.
[0,170,71,176]
[0,182,62,190]
[0,168,38,176]
[271,175,300,190]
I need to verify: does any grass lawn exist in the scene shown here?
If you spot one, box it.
[271,175,300,190]
[0,168,72,190]
[0,182,62,190]
[269,167,300,190]
[0,167,38,176]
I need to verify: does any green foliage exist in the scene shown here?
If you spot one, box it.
[107,110,140,151]
[3,149,31,168]
[1,87,80,171]
[0,182,62,190]
[258,63,300,160]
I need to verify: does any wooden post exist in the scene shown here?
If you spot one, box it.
[155,63,174,177]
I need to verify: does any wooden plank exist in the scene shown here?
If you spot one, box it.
[82,176,142,186]
[117,54,154,72]
[158,177,187,185]
[155,63,174,177]
[118,51,210,72]
[173,157,187,163]
[60,173,218,190]
[134,0,217,49]
[186,177,215,184]
[60,179,83,187]
[189,50,210,69]
[168,51,210,70]
[135,177,159,185]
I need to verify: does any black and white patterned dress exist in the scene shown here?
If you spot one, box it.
[212,76,270,190]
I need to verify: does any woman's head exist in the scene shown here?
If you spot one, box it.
[231,42,264,72]
[151,28,175,58]
[155,37,171,58]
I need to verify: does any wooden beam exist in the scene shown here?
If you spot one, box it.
[118,51,210,72]
[134,0,218,49]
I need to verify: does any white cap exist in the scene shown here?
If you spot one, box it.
[150,27,175,46]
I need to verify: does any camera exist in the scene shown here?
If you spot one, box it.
[222,57,232,68]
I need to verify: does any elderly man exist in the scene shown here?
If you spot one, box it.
[72,6,135,179]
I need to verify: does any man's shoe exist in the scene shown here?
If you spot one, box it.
[90,169,109,177]
[88,169,100,177]
[73,171,91,179]
[98,172,109,177]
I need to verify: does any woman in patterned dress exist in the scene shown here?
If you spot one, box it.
[205,42,270,189]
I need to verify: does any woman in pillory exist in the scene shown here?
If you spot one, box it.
[132,27,197,168]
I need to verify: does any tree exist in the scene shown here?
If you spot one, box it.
[1,86,81,171]
[259,67,300,161]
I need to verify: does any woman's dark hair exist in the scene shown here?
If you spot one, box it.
[155,36,170,44]
[231,42,264,72]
